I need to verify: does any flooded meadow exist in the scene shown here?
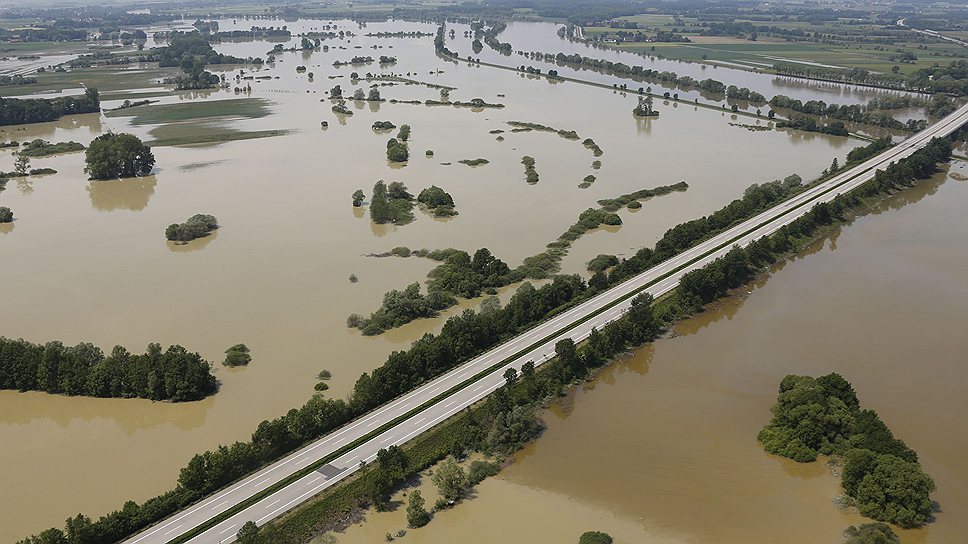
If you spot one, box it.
[0,19,939,541]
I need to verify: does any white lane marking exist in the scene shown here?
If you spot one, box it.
[219,524,237,535]
[255,477,271,486]
[381,436,394,444]
[265,499,281,509]
[345,455,359,465]
[413,417,425,425]
[443,400,456,408]
[163,525,183,536]
[211,500,228,510]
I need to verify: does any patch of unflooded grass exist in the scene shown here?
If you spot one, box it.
[149,129,289,147]
[106,98,272,125]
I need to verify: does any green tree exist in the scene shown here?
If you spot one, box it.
[416,185,454,208]
[223,344,251,366]
[14,153,29,175]
[397,124,411,141]
[368,87,382,101]
[406,490,430,528]
[854,454,935,527]
[353,88,366,100]
[370,181,391,223]
[386,139,409,163]
[0,206,13,223]
[84,133,155,180]
[236,521,260,544]
[579,531,613,544]
[352,189,365,207]
[431,457,467,502]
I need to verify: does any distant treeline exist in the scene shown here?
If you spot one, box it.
[0,88,100,126]
[774,59,968,96]
[550,52,763,100]
[0,338,217,402]
[16,136,953,544]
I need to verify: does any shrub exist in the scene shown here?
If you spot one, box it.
[223,344,252,366]
[165,214,218,242]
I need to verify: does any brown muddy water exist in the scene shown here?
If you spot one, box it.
[0,20,871,540]
[329,167,968,544]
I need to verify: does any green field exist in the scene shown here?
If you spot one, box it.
[105,98,272,125]
[1,64,181,96]
[149,128,290,147]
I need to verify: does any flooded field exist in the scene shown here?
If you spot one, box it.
[331,166,968,544]
[0,19,888,541]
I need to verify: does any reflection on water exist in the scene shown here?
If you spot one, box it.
[17,177,34,194]
[0,222,14,234]
[167,230,219,252]
[0,390,211,434]
[87,176,158,211]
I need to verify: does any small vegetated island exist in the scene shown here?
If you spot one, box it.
[521,155,539,183]
[16,139,85,157]
[223,344,252,366]
[84,133,155,180]
[386,126,410,163]
[0,337,217,401]
[165,214,219,242]
[759,373,935,529]
[633,95,659,117]
[417,185,457,217]
[369,180,415,224]
[457,158,488,166]
[0,207,13,223]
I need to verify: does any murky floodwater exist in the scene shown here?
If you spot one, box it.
[332,167,968,544]
[0,20,871,541]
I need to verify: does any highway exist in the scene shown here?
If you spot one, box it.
[898,19,968,48]
[123,102,968,544]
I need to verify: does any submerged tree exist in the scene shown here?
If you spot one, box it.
[633,95,658,117]
[84,133,155,180]
[406,490,430,528]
